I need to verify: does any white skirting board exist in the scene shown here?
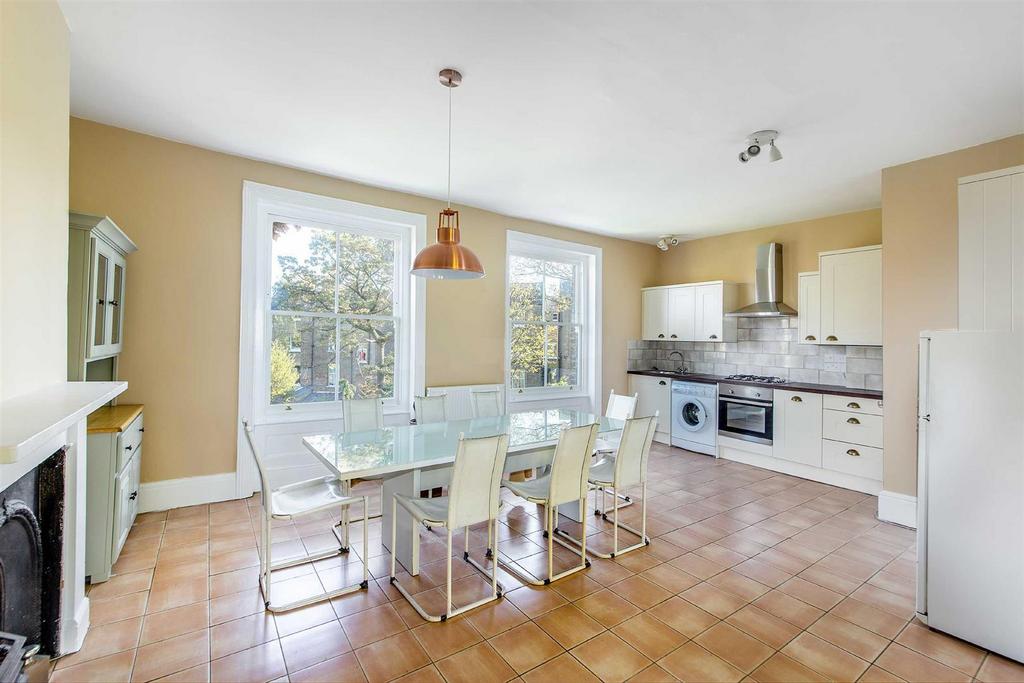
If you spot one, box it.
[877,490,918,529]
[139,472,238,513]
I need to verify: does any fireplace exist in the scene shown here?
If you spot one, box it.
[0,449,64,656]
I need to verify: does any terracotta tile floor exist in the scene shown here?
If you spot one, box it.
[51,443,1024,682]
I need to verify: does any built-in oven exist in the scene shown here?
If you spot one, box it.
[718,382,774,445]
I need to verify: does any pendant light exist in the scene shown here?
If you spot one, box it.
[411,68,485,280]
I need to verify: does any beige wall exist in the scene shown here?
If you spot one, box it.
[881,134,1024,496]
[654,209,882,303]
[0,1,70,401]
[69,118,660,482]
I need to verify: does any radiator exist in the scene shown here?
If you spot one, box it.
[426,383,504,420]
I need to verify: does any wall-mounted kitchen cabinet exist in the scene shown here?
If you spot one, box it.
[68,213,138,380]
[640,281,738,342]
[958,165,1024,331]
[818,245,882,346]
[797,272,820,344]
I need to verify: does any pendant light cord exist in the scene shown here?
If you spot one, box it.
[446,81,452,209]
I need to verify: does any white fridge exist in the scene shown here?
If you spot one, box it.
[917,330,1024,662]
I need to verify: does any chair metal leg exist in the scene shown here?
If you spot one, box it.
[259,496,370,613]
[392,516,504,622]
[556,483,649,559]
[499,499,591,586]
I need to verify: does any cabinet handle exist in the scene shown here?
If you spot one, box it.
[846,402,861,409]
[97,299,105,306]
[658,334,665,339]
[826,335,838,342]
[139,427,145,432]
[790,396,802,402]
[846,417,861,425]
[129,491,138,500]
[846,449,861,457]
[125,444,133,451]
[709,334,718,340]
[108,300,119,307]
[670,334,677,339]
[804,335,816,341]
[658,380,667,386]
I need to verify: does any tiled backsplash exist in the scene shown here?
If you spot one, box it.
[627,317,882,390]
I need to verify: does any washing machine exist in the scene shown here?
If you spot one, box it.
[671,381,718,456]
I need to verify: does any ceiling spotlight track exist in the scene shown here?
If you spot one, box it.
[656,235,680,252]
[738,130,782,164]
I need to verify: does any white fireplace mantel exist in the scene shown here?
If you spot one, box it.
[0,381,127,654]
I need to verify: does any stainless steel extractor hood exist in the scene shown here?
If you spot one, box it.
[725,242,797,317]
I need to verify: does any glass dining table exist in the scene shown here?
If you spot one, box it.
[302,408,623,575]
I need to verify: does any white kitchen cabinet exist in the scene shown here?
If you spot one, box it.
[958,166,1024,331]
[86,404,144,582]
[819,245,882,346]
[641,288,670,340]
[723,390,882,495]
[773,390,822,467]
[667,285,695,341]
[694,283,737,342]
[641,281,737,343]
[68,213,138,380]
[629,373,671,444]
[797,272,820,344]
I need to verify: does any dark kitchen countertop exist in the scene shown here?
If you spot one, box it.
[627,369,883,400]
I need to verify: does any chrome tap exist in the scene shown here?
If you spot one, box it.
[667,350,686,373]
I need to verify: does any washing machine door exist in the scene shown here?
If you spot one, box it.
[678,399,707,432]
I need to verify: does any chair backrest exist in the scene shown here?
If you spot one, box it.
[342,398,383,433]
[471,390,503,418]
[605,390,639,421]
[547,423,599,507]
[613,413,658,488]
[241,421,273,510]
[447,433,510,528]
[414,395,447,424]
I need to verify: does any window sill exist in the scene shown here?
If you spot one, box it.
[261,403,410,425]
[509,390,587,404]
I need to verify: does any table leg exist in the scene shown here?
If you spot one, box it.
[381,470,420,575]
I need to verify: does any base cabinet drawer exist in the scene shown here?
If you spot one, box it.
[824,395,883,416]
[823,409,882,448]
[117,412,144,471]
[823,439,883,480]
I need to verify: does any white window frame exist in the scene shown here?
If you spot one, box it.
[505,230,601,410]
[238,181,426,428]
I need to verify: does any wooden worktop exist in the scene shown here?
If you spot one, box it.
[87,404,143,433]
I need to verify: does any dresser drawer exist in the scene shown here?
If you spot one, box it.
[117,412,144,472]
[823,409,882,448]
[824,395,883,416]
[823,439,883,480]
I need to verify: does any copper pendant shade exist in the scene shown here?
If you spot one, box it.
[411,207,484,279]
[411,68,485,280]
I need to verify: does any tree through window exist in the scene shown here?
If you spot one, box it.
[269,221,398,405]
[508,254,582,392]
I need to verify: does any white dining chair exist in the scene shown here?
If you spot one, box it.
[594,390,639,454]
[340,397,386,537]
[500,423,598,585]
[390,433,510,621]
[557,414,657,559]
[242,420,368,612]
[414,394,448,424]
[471,389,503,418]
[342,397,384,432]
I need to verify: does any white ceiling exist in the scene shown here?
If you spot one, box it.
[61,1,1023,242]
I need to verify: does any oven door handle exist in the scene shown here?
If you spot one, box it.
[720,397,773,408]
